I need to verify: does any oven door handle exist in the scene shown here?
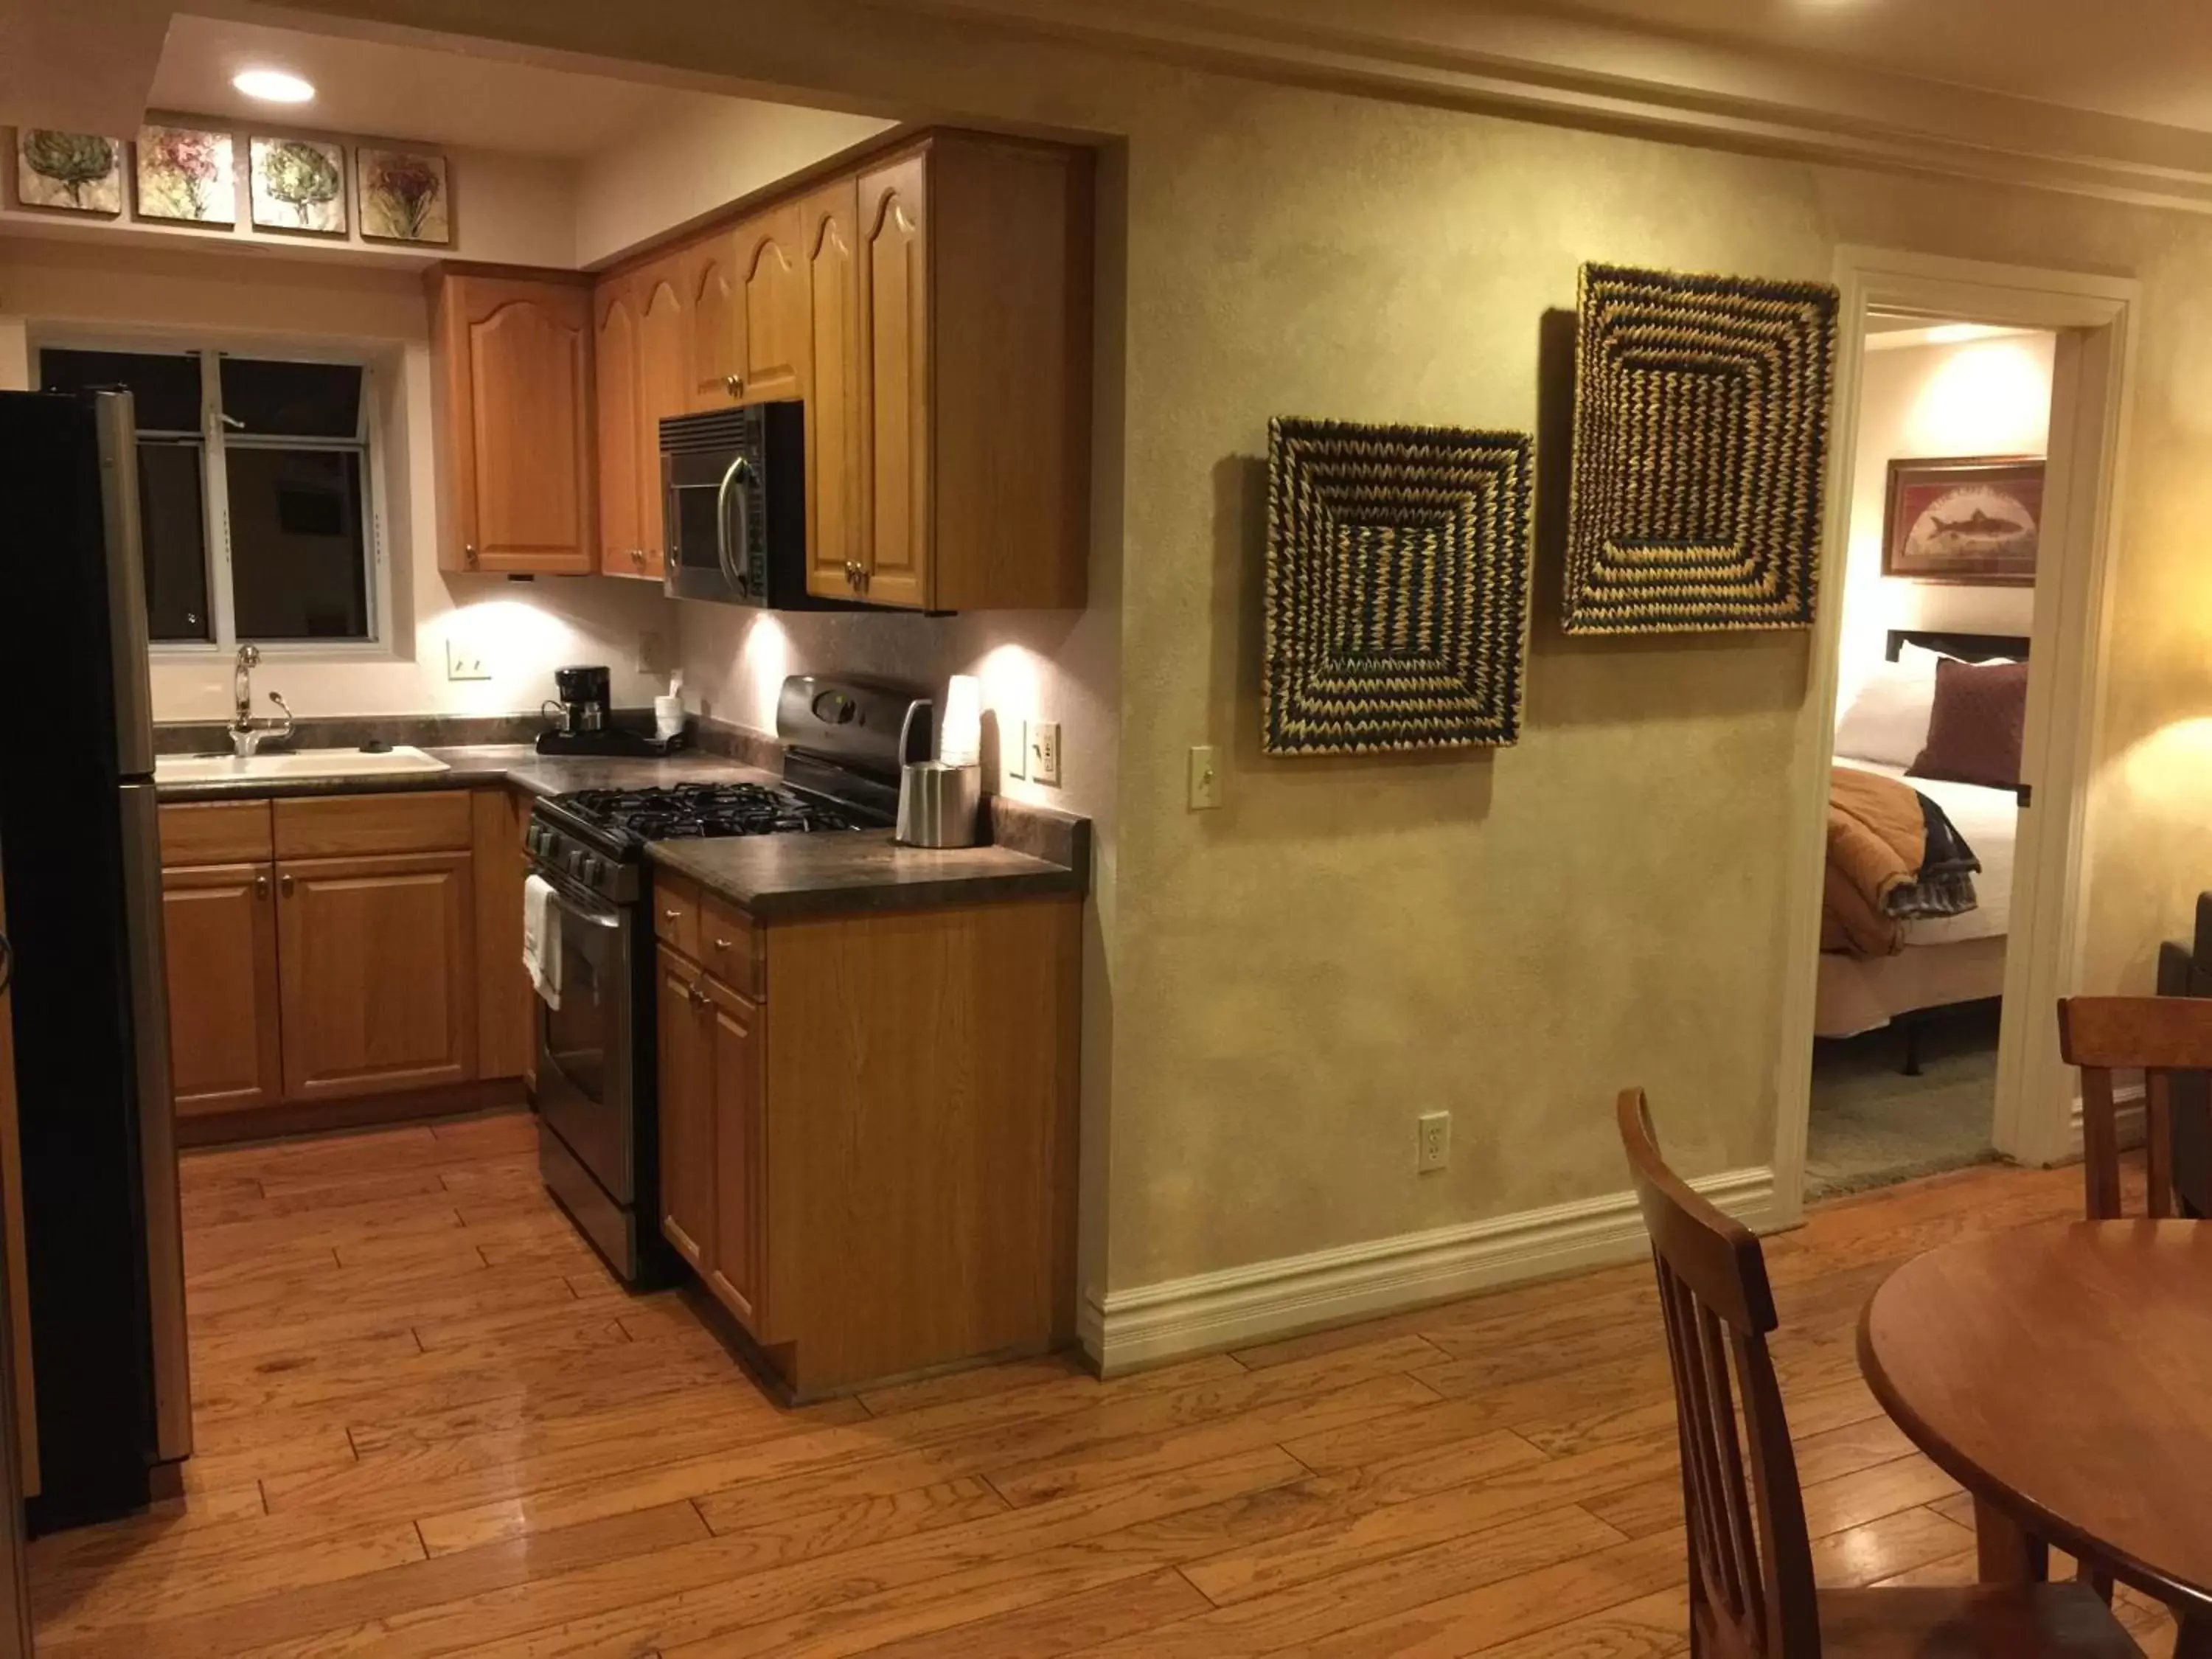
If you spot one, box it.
[558,905,622,931]
[715,454,755,599]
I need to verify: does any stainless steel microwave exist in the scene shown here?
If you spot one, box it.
[659,403,813,608]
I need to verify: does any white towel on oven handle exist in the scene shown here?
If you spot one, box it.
[523,874,563,1011]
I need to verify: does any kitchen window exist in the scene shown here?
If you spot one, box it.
[38,345,383,650]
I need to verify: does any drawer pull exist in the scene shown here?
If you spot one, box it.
[663,908,681,922]
[712,937,734,952]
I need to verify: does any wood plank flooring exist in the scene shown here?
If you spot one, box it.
[25,1110,2181,1657]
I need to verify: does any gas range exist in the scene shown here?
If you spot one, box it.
[526,779,880,904]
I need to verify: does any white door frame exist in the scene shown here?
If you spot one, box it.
[1770,246,2140,1225]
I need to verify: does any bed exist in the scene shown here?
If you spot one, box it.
[1815,630,2028,1042]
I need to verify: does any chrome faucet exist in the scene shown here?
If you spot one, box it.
[229,645,296,757]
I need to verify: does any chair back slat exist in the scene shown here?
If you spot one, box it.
[2058,997,2212,1219]
[1618,1088,1819,1659]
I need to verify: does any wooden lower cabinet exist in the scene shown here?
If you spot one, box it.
[653,877,1079,1399]
[161,863,283,1116]
[654,946,714,1273]
[276,852,475,1103]
[159,790,521,1127]
[702,975,765,1329]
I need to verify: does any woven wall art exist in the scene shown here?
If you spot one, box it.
[1563,262,1838,635]
[1264,417,1533,756]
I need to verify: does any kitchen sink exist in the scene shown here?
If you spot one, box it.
[154,747,452,783]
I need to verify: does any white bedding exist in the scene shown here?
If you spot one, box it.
[1835,758,2020,946]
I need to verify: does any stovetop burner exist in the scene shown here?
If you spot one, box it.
[557,781,865,844]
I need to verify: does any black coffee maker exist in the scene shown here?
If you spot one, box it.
[546,664,611,737]
[536,664,689,757]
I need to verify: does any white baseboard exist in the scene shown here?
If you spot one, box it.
[1085,1166,1775,1376]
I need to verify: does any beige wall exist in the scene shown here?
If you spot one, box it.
[0,233,675,720]
[574,100,894,267]
[1835,332,2053,712]
[232,0,2212,1316]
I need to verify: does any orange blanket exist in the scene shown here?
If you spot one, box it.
[1823,766,1926,958]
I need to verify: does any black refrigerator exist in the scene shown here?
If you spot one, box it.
[0,389,192,1531]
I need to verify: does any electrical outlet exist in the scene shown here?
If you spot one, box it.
[1188,745,1222,810]
[1029,721,1062,787]
[445,637,490,682]
[1416,1111,1452,1173]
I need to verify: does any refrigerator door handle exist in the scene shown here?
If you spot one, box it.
[92,392,156,780]
[115,784,190,1463]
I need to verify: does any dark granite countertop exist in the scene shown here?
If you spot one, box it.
[153,745,777,803]
[154,743,1086,918]
[647,831,1084,919]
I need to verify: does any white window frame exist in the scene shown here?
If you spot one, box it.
[31,330,394,661]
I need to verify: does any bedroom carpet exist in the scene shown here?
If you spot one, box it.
[1806,1001,2001,1199]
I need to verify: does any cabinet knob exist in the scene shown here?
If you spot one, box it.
[712,937,733,953]
[663,908,681,922]
[688,982,712,1009]
[279,873,295,897]
[723,373,743,397]
[463,543,479,568]
[254,874,270,900]
[630,546,644,566]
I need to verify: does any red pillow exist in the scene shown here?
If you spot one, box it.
[1909,656,2027,790]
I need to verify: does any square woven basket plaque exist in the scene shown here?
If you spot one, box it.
[1264,417,1533,755]
[1564,262,1838,635]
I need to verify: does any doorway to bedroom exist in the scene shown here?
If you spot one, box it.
[1806,317,2057,1200]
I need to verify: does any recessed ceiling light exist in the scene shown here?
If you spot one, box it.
[232,68,316,105]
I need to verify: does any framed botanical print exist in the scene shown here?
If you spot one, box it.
[356,146,451,246]
[133,124,236,226]
[249,136,347,236]
[14,130,123,215]
[1882,455,2043,587]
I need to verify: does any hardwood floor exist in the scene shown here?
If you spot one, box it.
[24,1111,2181,1657]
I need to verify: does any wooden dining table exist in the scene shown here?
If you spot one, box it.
[1859,1218,2212,1647]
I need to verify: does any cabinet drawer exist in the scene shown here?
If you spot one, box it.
[698,890,762,1000]
[653,872,700,959]
[274,791,473,859]
[160,801,273,867]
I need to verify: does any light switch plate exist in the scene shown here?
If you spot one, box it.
[1030,721,1062,787]
[445,637,490,681]
[1188,745,1222,810]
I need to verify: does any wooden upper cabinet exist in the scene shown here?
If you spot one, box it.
[802,179,862,602]
[684,232,743,411]
[276,850,476,1103]
[161,863,283,1116]
[738,201,809,406]
[593,276,644,578]
[428,268,596,576]
[633,260,689,580]
[856,155,931,612]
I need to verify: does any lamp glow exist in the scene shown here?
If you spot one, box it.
[232,68,316,104]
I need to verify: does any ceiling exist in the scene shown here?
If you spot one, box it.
[1529,0,2212,135]
[145,14,736,156]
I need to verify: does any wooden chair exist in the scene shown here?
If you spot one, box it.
[1618,1088,2142,1657]
[2057,995,2212,1220]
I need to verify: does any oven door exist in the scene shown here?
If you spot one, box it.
[533,874,634,1206]
[662,445,760,605]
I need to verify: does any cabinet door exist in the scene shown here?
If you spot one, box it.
[802,179,862,602]
[161,863,283,1116]
[436,274,596,575]
[684,232,744,412]
[858,154,931,610]
[654,946,714,1272]
[593,276,645,578]
[738,201,809,406]
[634,260,691,579]
[704,975,765,1332]
[276,852,475,1102]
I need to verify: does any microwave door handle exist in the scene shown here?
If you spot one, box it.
[714,456,755,598]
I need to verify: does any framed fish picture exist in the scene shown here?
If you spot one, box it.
[1881,456,2043,587]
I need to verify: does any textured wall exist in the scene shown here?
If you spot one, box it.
[231,0,2212,1304]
